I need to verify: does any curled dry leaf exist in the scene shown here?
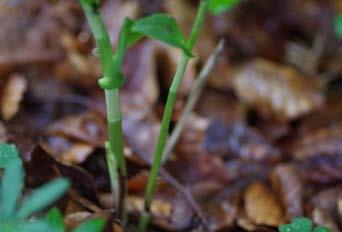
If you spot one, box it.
[232,59,324,121]
[244,182,286,226]
[271,163,303,219]
[1,74,27,121]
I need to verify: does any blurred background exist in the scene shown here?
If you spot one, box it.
[0,0,341,231]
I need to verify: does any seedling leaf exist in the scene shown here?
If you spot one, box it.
[209,0,240,15]
[131,13,192,56]
[0,144,20,168]
[73,218,106,232]
[17,178,70,219]
[17,221,50,232]
[45,208,65,232]
[1,158,23,218]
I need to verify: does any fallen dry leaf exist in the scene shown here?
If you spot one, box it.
[1,74,27,121]
[232,59,324,121]
[244,182,286,226]
[271,163,303,219]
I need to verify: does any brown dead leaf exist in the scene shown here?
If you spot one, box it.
[271,163,303,219]
[244,182,286,226]
[232,59,324,121]
[1,74,27,121]
[46,112,107,147]
[205,120,281,162]
[290,122,342,160]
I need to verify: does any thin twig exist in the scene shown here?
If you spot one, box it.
[162,39,225,163]
[160,168,212,232]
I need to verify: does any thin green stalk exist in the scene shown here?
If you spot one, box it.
[80,0,127,224]
[138,0,209,231]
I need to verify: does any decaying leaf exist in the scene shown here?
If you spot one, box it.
[271,163,303,219]
[1,74,27,121]
[232,59,324,120]
[205,120,281,162]
[244,182,286,226]
[290,122,342,160]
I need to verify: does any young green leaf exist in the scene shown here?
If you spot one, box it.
[209,0,240,15]
[131,13,192,56]
[45,208,65,232]
[17,221,50,232]
[334,14,342,39]
[291,218,313,232]
[17,178,70,219]
[1,158,23,218]
[0,144,20,168]
[73,218,106,232]
[313,226,331,232]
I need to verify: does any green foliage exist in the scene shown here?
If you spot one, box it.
[0,144,71,232]
[209,0,240,15]
[17,178,70,219]
[279,218,331,232]
[45,208,106,232]
[45,208,65,232]
[0,144,20,168]
[73,217,106,232]
[131,13,192,56]
[334,13,342,39]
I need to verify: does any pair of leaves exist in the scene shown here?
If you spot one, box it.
[0,144,70,229]
[279,218,331,232]
[45,208,105,232]
[208,0,241,15]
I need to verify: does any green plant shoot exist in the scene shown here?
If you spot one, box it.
[279,218,331,232]
[209,0,241,15]
[0,144,70,232]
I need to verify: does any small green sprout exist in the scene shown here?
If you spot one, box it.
[334,13,342,39]
[79,0,202,227]
[209,0,241,15]
[0,144,70,232]
[279,218,331,232]
[45,208,105,232]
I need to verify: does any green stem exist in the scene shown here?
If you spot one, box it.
[138,1,208,231]
[80,0,127,224]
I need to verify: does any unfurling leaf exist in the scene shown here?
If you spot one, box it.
[209,0,240,15]
[17,178,70,219]
[131,13,192,56]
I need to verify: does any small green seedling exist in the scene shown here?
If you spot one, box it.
[334,13,342,39]
[80,0,199,226]
[0,144,70,232]
[279,217,331,232]
[45,208,106,232]
[208,0,241,15]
